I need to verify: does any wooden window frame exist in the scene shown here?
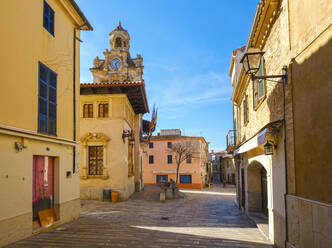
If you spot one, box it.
[88,146,103,175]
[98,103,109,118]
[253,57,266,110]
[167,155,172,164]
[186,155,192,164]
[83,104,93,118]
[43,0,54,36]
[243,94,249,125]
[149,155,154,164]
[38,62,57,135]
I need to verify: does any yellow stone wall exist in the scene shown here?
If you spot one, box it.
[0,0,89,246]
[79,94,138,200]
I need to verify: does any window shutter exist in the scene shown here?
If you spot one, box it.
[258,57,266,100]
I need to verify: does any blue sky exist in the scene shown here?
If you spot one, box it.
[77,0,258,151]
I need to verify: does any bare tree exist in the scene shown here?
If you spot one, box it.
[169,141,196,186]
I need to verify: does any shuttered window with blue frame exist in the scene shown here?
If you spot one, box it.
[38,62,57,135]
[180,175,192,184]
[43,0,54,36]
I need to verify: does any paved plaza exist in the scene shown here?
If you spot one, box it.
[8,185,272,247]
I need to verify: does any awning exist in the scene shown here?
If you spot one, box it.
[234,128,267,155]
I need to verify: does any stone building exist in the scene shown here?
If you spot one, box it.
[143,129,210,189]
[209,150,235,185]
[79,22,149,201]
[227,0,332,247]
[0,0,92,246]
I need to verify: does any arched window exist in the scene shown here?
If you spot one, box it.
[123,41,127,47]
[115,37,122,48]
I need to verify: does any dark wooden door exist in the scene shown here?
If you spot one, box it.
[241,168,245,208]
[261,167,268,216]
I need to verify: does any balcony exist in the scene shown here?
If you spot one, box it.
[226,130,237,153]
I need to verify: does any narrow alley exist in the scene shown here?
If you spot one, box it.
[7,185,272,248]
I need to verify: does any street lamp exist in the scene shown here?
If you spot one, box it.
[240,48,288,85]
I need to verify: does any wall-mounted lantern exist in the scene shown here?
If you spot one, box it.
[122,130,133,142]
[240,48,288,85]
[264,140,277,155]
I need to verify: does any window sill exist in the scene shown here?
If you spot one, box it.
[82,175,109,180]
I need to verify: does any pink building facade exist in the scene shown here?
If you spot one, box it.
[143,131,209,189]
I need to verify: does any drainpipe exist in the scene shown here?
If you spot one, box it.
[73,23,86,173]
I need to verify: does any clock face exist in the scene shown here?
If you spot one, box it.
[110,59,121,69]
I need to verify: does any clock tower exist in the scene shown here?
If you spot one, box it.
[90,21,144,83]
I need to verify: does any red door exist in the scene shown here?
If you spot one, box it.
[33,156,54,221]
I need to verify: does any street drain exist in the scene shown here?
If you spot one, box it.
[161,217,169,220]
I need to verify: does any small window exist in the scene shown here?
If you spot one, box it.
[167,155,172,164]
[38,62,57,135]
[83,104,93,118]
[180,175,192,184]
[156,175,168,183]
[243,95,249,125]
[43,1,54,36]
[149,155,154,164]
[167,142,172,148]
[186,155,192,164]
[149,142,153,148]
[98,103,108,118]
[253,57,266,108]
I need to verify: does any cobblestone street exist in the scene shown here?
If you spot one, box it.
[8,185,272,248]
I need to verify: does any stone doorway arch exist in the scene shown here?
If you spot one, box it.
[247,161,268,216]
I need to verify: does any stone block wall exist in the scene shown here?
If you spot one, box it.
[287,195,332,248]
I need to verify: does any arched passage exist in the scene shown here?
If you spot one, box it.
[247,161,268,216]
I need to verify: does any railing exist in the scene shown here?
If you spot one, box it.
[226,130,237,151]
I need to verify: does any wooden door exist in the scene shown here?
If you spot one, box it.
[32,156,54,221]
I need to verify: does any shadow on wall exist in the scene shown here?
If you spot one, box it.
[290,37,332,203]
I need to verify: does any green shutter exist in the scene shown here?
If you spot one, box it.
[258,57,266,100]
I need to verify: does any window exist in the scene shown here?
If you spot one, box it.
[253,57,266,108]
[180,175,192,184]
[149,142,153,148]
[149,155,154,164]
[115,37,122,48]
[98,103,108,117]
[83,104,93,118]
[167,155,172,164]
[156,175,168,183]
[243,95,249,125]
[43,1,54,36]
[38,62,57,135]
[167,142,172,148]
[186,155,192,164]
[88,146,103,175]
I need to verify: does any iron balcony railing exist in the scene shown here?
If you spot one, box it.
[226,130,237,149]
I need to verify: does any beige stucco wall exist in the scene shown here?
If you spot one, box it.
[79,94,137,200]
